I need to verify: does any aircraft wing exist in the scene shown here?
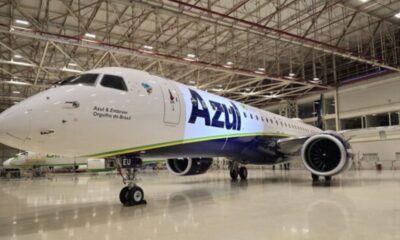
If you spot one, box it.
[339,125,400,140]
[276,125,400,155]
[276,136,310,155]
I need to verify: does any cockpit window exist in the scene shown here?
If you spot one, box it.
[17,151,28,156]
[54,75,76,85]
[58,74,99,86]
[100,75,128,91]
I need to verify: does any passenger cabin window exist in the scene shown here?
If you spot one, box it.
[59,74,98,86]
[101,75,128,91]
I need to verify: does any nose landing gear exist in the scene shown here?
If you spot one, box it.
[119,185,145,206]
[117,157,147,206]
[311,173,333,186]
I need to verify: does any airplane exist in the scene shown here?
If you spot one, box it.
[3,151,164,171]
[2,151,87,170]
[0,67,352,206]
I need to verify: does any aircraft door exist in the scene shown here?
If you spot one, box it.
[57,99,79,154]
[159,80,181,124]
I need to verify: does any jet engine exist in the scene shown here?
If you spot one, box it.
[166,157,213,176]
[301,133,352,176]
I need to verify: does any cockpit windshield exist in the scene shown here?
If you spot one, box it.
[57,74,99,86]
[16,151,28,156]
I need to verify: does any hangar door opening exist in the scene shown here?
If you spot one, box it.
[159,80,181,124]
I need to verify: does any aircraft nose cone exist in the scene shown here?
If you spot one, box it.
[0,105,30,146]
[2,158,12,169]
[0,111,7,141]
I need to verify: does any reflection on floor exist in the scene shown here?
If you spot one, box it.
[0,170,399,240]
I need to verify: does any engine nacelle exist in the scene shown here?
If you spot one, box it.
[166,157,213,176]
[301,133,352,176]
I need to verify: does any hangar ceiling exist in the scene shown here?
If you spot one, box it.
[0,0,400,110]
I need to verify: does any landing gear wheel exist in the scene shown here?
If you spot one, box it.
[230,169,238,181]
[311,174,319,182]
[129,186,145,205]
[119,186,146,206]
[324,176,332,185]
[324,176,332,181]
[117,157,147,206]
[239,167,248,180]
[119,186,130,206]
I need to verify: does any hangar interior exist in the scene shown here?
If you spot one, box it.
[0,0,400,239]
[1,0,399,168]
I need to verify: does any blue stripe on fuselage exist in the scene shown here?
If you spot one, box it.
[140,135,286,164]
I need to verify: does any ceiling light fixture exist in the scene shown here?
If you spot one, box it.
[254,67,265,74]
[12,90,21,94]
[395,13,400,19]
[266,93,278,99]
[4,79,31,86]
[15,19,30,25]
[212,88,224,92]
[61,67,83,73]
[84,33,96,38]
[6,60,34,67]
[184,53,198,62]
[223,61,234,68]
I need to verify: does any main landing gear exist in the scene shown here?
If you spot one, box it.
[117,157,147,206]
[229,162,248,181]
[311,173,332,186]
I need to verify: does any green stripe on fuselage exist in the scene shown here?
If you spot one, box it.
[9,163,86,169]
[83,132,292,158]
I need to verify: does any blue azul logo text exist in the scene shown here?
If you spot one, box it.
[188,89,241,131]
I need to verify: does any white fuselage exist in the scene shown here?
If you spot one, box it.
[0,67,321,162]
[2,152,87,169]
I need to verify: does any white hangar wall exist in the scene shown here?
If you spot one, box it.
[337,73,400,118]
[265,72,400,169]
[265,72,400,130]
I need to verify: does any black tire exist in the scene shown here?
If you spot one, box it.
[311,174,319,182]
[325,176,332,182]
[119,186,130,206]
[239,167,248,180]
[230,169,238,181]
[324,176,332,186]
[128,186,144,205]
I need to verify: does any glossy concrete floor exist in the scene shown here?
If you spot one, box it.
[0,169,400,240]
